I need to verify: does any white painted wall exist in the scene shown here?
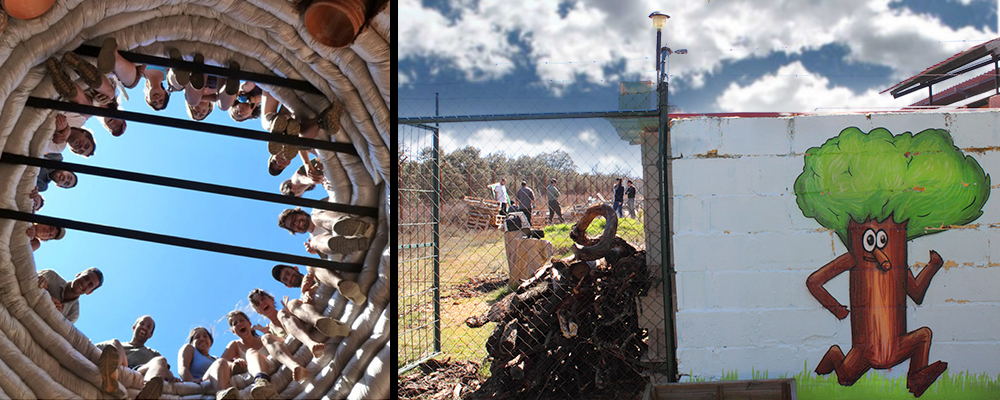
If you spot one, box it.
[670,111,1000,380]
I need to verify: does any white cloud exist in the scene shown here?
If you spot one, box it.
[578,129,599,147]
[715,61,915,112]
[401,0,996,91]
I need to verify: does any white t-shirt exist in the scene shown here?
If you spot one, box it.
[495,184,508,203]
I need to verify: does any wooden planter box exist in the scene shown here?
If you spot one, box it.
[643,378,796,400]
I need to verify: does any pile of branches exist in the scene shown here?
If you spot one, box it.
[399,358,484,400]
[466,204,652,399]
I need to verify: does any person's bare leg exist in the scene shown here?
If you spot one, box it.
[113,50,139,88]
[286,298,350,338]
[310,267,365,304]
[140,356,172,381]
[245,348,274,376]
[261,333,309,381]
[184,85,204,107]
[205,358,233,390]
[277,309,326,358]
[217,90,237,111]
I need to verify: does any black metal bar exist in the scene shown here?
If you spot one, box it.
[73,44,323,95]
[25,97,358,156]
[894,58,996,98]
[0,208,363,273]
[0,153,377,218]
[928,85,933,106]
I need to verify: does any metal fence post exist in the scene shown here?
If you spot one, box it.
[433,93,442,354]
[658,77,678,382]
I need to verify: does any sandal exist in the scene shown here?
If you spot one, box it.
[168,48,189,87]
[45,57,78,100]
[317,100,343,132]
[97,37,117,75]
[63,52,102,90]
[189,53,205,90]
[223,60,240,96]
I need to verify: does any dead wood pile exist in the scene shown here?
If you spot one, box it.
[465,204,652,399]
[399,358,484,400]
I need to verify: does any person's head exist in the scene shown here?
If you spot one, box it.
[132,315,155,342]
[50,170,78,188]
[248,289,276,315]
[186,100,213,121]
[521,181,527,187]
[616,178,622,185]
[226,310,256,338]
[68,127,95,157]
[187,327,213,355]
[278,208,311,234]
[501,178,506,185]
[271,264,304,288]
[68,267,103,296]
[34,224,65,241]
[144,80,170,111]
[228,101,259,122]
[279,179,315,197]
[101,117,127,137]
[268,154,292,176]
[31,192,44,212]
[628,180,633,186]
[550,178,556,185]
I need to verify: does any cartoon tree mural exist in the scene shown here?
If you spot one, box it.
[794,127,990,397]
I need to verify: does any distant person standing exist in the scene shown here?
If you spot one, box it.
[515,181,535,226]
[495,178,510,215]
[612,178,624,218]
[626,180,637,219]
[546,179,565,224]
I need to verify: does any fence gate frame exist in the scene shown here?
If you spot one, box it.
[398,106,679,382]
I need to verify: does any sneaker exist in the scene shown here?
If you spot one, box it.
[328,235,370,255]
[189,53,205,90]
[317,101,343,132]
[62,52,102,90]
[97,37,117,75]
[338,280,366,304]
[168,48,189,87]
[45,57,78,100]
[251,377,280,400]
[315,316,351,337]
[224,61,241,95]
[333,218,373,237]
[97,345,120,394]
[136,376,164,400]
[216,386,239,400]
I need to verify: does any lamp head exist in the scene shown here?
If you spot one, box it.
[649,12,669,30]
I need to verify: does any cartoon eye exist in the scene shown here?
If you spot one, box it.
[876,230,888,249]
[863,229,876,252]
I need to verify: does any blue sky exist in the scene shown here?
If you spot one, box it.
[400,0,999,179]
[34,81,320,362]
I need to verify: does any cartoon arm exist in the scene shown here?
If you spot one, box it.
[907,250,943,305]
[806,252,855,320]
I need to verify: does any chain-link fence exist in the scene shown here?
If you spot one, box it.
[398,88,673,399]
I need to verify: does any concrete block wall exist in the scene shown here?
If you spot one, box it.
[669,111,1000,381]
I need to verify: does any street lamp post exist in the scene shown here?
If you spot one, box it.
[649,11,678,383]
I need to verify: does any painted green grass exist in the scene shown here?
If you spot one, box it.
[685,363,1000,400]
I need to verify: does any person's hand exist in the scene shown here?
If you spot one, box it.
[51,295,63,312]
[301,272,319,298]
[281,295,290,309]
[30,238,41,251]
[232,358,248,374]
[165,376,181,383]
[30,189,43,213]
[307,167,325,183]
[37,275,48,290]
[252,324,268,334]
[304,239,318,255]
[93,92,111,105]
[55,113,69,132]
[25,225,35,239]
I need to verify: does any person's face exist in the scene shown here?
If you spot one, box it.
[193,101,212,120]
[133,316,155,341]
[191,329,212,355]
[146,84,166,109]
[291,182,309,196]
[279,267,303,288]
[103,117,124,135]
[271,154,292,172]
[71,270,101,295]
[501,179,506,185]
[250,293,275,315]
[285,213,310,233]
[35,224,60,240]
[229,314,251,337]
[234,102,252,120]
[69,128,93,155]
[51,170,76,188]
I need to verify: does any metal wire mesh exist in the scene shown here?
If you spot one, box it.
[398,88,671,399]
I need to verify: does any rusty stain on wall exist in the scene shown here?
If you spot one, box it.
[945,299,970,304]
[694,149,740,159]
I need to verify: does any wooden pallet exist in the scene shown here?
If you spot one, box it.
[463,196,502,229]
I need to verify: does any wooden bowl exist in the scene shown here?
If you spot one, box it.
[303,0,366,48]
[3,0,55,20]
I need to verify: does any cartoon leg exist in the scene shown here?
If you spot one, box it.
[815,344,871,386]
[898,327,947,397]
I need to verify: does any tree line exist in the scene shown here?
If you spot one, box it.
[399,145,641,204]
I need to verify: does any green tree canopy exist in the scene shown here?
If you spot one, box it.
[794,127,990,245]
